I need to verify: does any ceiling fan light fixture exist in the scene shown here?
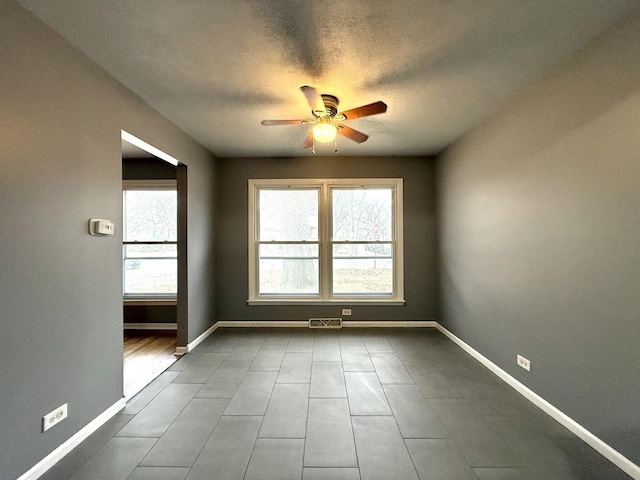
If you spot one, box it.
[313,121,337,143]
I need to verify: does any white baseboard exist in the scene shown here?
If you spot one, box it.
[175,322,219,355]
[343,320,436,328]
[214,320,436,328]
[123,323,177,330]
[18,398,126,480]
[217,321,308,328]
[435,323,640,479]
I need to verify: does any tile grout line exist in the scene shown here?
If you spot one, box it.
[395,348,480,476]
[394,332,507,476]
[241,413,266,480]
[301,378,310,480]
[174,340,231,474]
[376,335,421,480]
[341,347,362,476]
[134,342,227,473]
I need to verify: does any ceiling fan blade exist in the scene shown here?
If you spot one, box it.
[339,125,369,143]
[261,119,307,126]
[300,85,325,113]
[340,101,387,120]
[302,131,313,148]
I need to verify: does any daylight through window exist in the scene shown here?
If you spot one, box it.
[248,179,404,303]
[123,180,177,296]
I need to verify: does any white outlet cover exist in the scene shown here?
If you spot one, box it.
[342,309,352,316]
[517,354,531,372]
[43,403,67,432]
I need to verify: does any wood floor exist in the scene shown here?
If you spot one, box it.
[123,330,178,399]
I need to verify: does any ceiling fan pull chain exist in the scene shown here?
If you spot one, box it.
[334,134,338,153]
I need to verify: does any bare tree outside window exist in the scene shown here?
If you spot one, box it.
[258,189,319,294]
[123,189,177,295]
[125,190,177,241]
[332,189,393,294]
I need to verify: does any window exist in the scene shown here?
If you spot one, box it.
[248,178,404,304]
[123,180,177,297]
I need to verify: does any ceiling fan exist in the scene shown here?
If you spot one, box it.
[261,86,387,152]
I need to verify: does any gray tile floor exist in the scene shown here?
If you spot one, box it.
[42,328,631,480]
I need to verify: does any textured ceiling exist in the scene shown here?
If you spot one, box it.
[18,0,636,158]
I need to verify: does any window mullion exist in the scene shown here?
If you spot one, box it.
[320,183,332,300]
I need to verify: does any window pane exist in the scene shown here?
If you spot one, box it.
[259,244,319,294]
[124,190,177,241]
[124,259,177,294]
[333,243,393,294]
[332,189,392,241]
[259,189,318,241]
[125,244,177,258]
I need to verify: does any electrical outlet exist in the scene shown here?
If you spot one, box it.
[43,403,67,432]
[517,354,531,372]
[342,308,352,316]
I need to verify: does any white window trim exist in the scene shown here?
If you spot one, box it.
[122,179,178,300]
[248,178,405,304]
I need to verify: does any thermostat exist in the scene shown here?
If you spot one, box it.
[89,218,115,236]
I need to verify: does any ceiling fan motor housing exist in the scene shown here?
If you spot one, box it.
[319,94,339,117]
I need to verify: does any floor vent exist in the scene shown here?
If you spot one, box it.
[309,317,343,329]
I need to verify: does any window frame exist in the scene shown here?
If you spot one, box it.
[248,178,405,305]
[122,179,178,300]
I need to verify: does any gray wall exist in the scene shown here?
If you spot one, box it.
[124,305,177,325]
[216,156,437,321]
[122,157,177,180]
[436,11,640,465]
[0,3,217,479]
[183,157,218,342]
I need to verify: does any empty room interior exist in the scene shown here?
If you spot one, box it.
[1,1,639,480]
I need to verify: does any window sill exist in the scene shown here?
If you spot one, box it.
[123,297,177,306]
[247,299,406,306]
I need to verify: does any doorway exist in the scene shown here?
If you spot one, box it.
[121,131,185,399]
